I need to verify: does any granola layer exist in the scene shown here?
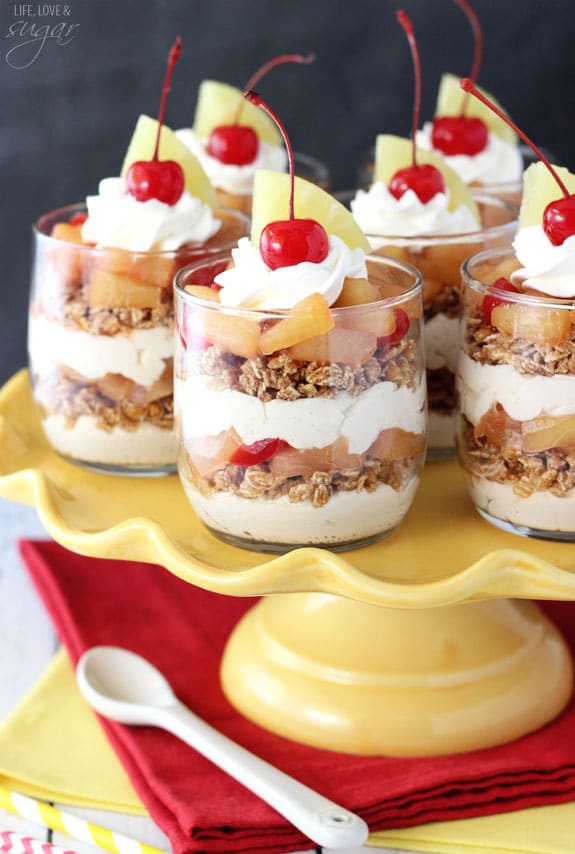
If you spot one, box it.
[424,285,460,321]
[35,371,173,432]
[465,312,575,377]
[36,289,173,335]
[185,337,418,402]
[458,416,575,498]
[185,453,420,508]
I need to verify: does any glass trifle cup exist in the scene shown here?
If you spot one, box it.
[456,246,575,541]
[174,252,426,552]
[345,190,517,457]
[28,203,248,475]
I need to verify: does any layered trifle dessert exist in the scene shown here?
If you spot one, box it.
[349,12,516,454]
[415,0,523,202]
[456,81,575,539]
[28,41,248,474]
[176,54,329,215]
[175,91,426,551]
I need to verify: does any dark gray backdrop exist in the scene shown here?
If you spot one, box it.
[2,0,574,383]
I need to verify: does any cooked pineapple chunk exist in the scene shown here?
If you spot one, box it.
[87,269,163,309]
[368,428,426,460]
[195,310,260,359]
[269,437,362,479]
[415,241,477,289]
[491,303,571,345]
[288,326,377,366]
[51,223,86,244]
[522,414,575,454]
[336,306,396,339]
[475,404,522,449]
[259,293,335,355]
[93,249,175,289]
[333,277,380,307]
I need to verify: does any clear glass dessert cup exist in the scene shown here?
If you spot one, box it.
[28,203,249,476]
[457,246,575,541]
[212,151,331,216]
[339,191,517,458]
[174,253,426,553]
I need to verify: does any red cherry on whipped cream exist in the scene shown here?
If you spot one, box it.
[207,53,315,167]
[542,197,575,247]
[244,88,329,270]
[207,125,258,165]
[431,115,488,156]
[126,37,185,206]
[461,78,575,247]
[389,11,445,205]
[431,0,488,157]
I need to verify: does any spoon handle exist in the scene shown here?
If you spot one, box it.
[156,702,368,849]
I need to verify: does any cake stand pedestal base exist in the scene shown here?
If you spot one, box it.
[221,593,573,756]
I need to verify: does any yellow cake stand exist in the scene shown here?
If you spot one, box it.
[1,369,573,756]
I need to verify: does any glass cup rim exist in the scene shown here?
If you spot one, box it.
[32,201,250,258]
[462,245,575,310]
[174,249,423,319]
[334,190,518,245]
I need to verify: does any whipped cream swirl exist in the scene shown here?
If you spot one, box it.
[215,235,367,309]
[82,177,220,252]
[176,128,287,196]
[511,224,575,298]
[351,181,479,242]
[416,122,523,186]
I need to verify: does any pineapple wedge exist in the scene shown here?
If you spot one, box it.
[121,115,216,209]
[435,73,517,144]
[251,170,370,252]
[375,134,480,223]
[193,80,282,146]
[519,161,575,230]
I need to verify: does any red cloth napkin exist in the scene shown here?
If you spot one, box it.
[20,539,575,854]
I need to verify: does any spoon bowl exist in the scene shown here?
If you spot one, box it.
[77,645,369,850]
[79,646,176,716]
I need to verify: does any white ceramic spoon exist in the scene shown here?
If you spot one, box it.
[76,646,369,850]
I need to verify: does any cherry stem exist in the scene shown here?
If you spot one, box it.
[453,0,483,114]
[152,35,182,162]
[397,10,421,171]
[461,78,570,197]
[233,53,315,125]
[244,89,296,220]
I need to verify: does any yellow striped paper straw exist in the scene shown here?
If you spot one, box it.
[0,788,165,854]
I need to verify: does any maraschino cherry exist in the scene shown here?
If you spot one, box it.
[461,78,575,247]
[431,0,489,157]
[126,37,185,206]
[244,89,329,270]
[207,53,315,167]
[389,10,445,204]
